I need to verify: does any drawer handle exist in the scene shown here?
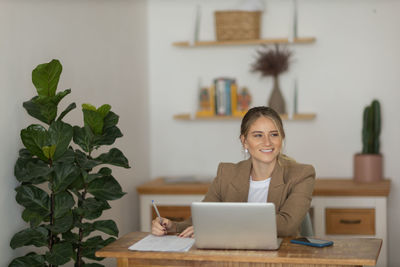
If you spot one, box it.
[340,219,361,224]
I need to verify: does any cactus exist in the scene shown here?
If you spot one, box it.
[362,99,381,154]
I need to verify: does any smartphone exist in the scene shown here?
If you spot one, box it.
[290,237,334,248]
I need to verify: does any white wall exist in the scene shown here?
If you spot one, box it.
[0,0,149,266]
[148,0,400,266]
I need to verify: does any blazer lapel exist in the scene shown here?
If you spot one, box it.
[228,159,252,202]
[267,161,285,212]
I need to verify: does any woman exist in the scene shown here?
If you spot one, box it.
[152,106,315,237]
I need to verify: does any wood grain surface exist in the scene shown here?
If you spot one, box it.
[137,178,390,197]
[96,232,381,267]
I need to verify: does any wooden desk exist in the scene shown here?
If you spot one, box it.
[96,232,382,267]
[137,178,390,267]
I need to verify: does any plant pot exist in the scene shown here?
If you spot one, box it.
[353,154,383,183]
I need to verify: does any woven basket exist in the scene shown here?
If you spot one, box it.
[215,11,261,41]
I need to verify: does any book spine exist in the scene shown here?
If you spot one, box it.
[225,79,232,116]
[215,79,226,115]
[231,81,238,115]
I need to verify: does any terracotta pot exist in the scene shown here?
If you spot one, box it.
[353,154,383,183]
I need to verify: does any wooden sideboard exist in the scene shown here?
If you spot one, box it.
[137,178,390,267]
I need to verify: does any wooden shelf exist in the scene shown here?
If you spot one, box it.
[173,113,316,121]
[137,178,391,196]
[172,37,316,47]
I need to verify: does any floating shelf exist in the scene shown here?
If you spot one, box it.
[172,37,316,47]
[173,113,316,121]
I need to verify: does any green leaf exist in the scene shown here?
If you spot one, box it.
[79,198,111,220]
[93,126,123,147]
[23,97,52,125]
[15,185,50,216]
[54,191,74,218]
[22,209,45,228]
[84,172,103,184]
[73,126,93,153]
[10,227,48,249]
[99,167,112,176]
[30,96,57,124]
[42,145,56,159]
[45,242,73,265]
[57,102,76,121]
[20,124,49,161]
[9,253,45,267]
[103,111,119,130]
[48,120,73,161]
[18,148,32,159]
[23,89,70,125]
[53,147,75,164]
[87,176,125,200]
[14,156,51,184]
[68,175,85,191]
[32,59,62,97]
[74,149,100,170]
[49,211,73,233]
[97,104,111,118]
[81,236,115,260]
[95,148,130,168]
[52,163,79,193]
[83,109,104,135]
[92,111,122,147]
[93,220,119,237]
[82,103,97,111]
[62,231,79,243]
[77,222,94,237]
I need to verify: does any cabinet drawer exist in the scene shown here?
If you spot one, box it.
[151,206,191,222]
[325,208,375,235]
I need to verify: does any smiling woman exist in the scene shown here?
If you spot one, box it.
[151,106,315,238]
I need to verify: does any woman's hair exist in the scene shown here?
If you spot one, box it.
[240,106,285,140]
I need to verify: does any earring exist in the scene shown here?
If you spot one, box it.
[245,148,248,154]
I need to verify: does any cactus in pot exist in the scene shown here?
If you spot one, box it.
[354,99,383,182]
[362,100,381,154]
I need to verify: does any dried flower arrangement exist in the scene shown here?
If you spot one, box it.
[250,44,292,114]
[251,44,292,78]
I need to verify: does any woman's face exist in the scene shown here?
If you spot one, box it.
[242,116,282,165]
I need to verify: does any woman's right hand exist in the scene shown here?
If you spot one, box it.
[151,217,175,236]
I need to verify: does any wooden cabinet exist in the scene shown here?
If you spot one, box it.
[151,206,191,222]
[325,208,375,235]
[311,179,390,267]
[137,178,390,267]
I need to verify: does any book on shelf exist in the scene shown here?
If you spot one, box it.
[196,77,248,118]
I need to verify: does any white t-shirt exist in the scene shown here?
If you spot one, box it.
[247,176,271,203]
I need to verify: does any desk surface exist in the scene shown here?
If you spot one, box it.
[137,178,391,196]
[96,232,382,266]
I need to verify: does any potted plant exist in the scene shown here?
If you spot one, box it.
[251,44,292,114]
[354,99,383,183]
[9,59,130,267]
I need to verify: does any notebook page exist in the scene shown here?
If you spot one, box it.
[128,234,195,252]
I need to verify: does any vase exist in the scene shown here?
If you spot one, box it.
[268,76,286,114]
[353,153,383,183]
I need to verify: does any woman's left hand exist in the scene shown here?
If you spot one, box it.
[178,226,194,238]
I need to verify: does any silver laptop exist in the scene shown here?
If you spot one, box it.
[191,202,282,250]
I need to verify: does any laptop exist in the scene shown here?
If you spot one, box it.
[191,202,282,250]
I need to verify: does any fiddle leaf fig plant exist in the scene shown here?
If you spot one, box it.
[10,59,130,267]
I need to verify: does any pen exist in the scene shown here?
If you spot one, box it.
[152,200,162,225]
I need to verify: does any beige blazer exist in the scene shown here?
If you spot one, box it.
[175,157,315,237]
